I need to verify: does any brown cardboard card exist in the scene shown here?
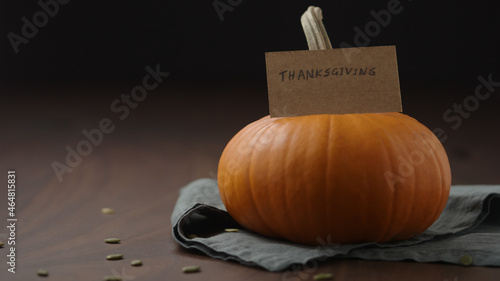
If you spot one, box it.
[265,45,402,117]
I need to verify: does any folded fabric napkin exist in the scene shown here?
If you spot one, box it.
[171,178,500,271]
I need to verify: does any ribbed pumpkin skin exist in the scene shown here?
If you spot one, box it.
[217,113,451,245]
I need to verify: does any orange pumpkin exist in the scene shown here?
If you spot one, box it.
[217,113,451,245]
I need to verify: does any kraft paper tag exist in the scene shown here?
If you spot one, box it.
[265,45,402,117]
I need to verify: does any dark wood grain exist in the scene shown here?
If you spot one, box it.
[0,82,499,280]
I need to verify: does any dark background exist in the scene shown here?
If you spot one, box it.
[1,0,499,86]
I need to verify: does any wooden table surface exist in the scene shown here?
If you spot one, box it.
[1,82,499,280]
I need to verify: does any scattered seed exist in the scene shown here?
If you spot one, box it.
[106,254,124,260]
[130,259,142,266]
[313,273,333,280]
[224,228,239,232]
[37,269,49,277]
[460,254,473,266]
[101,208,115,215]
[187,234,198,239]
[103,276,122,281]
[105,238,121,244]
[182,265,201,273]
[0,242,4,247]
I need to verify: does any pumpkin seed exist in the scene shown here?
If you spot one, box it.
[130,260,142,266]
[313,273,333,280]
[182,265,201,273]
[37,269,49,277]
[105,238,121,244]
[103,276,122,281]
[224,228,239,232]
[187,234,198,239]
[460,254,473,266]
[101,208,115,214]
[106,254,124,260]
[0,242,4,247]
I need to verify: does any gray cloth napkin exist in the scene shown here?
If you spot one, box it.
[171,178,500,271]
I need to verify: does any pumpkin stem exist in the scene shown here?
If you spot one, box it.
[300,6,333,50]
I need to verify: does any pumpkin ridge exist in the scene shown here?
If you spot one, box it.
[418,130,450,228]
[308,115,330,243]
[349,114,371,242]
[416,125,450,230]
[359,114,398,242]
[435,149,451,222]
[247,120,283,238]
[221,117,279,238]
[390,116,429,239]
[325,115,333,241]
[283,119,301,242]
[394,115,448,234]
[283,117,316,243]
[383,119,412,241]
[395,122,419,239]
[375,114,402,242]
